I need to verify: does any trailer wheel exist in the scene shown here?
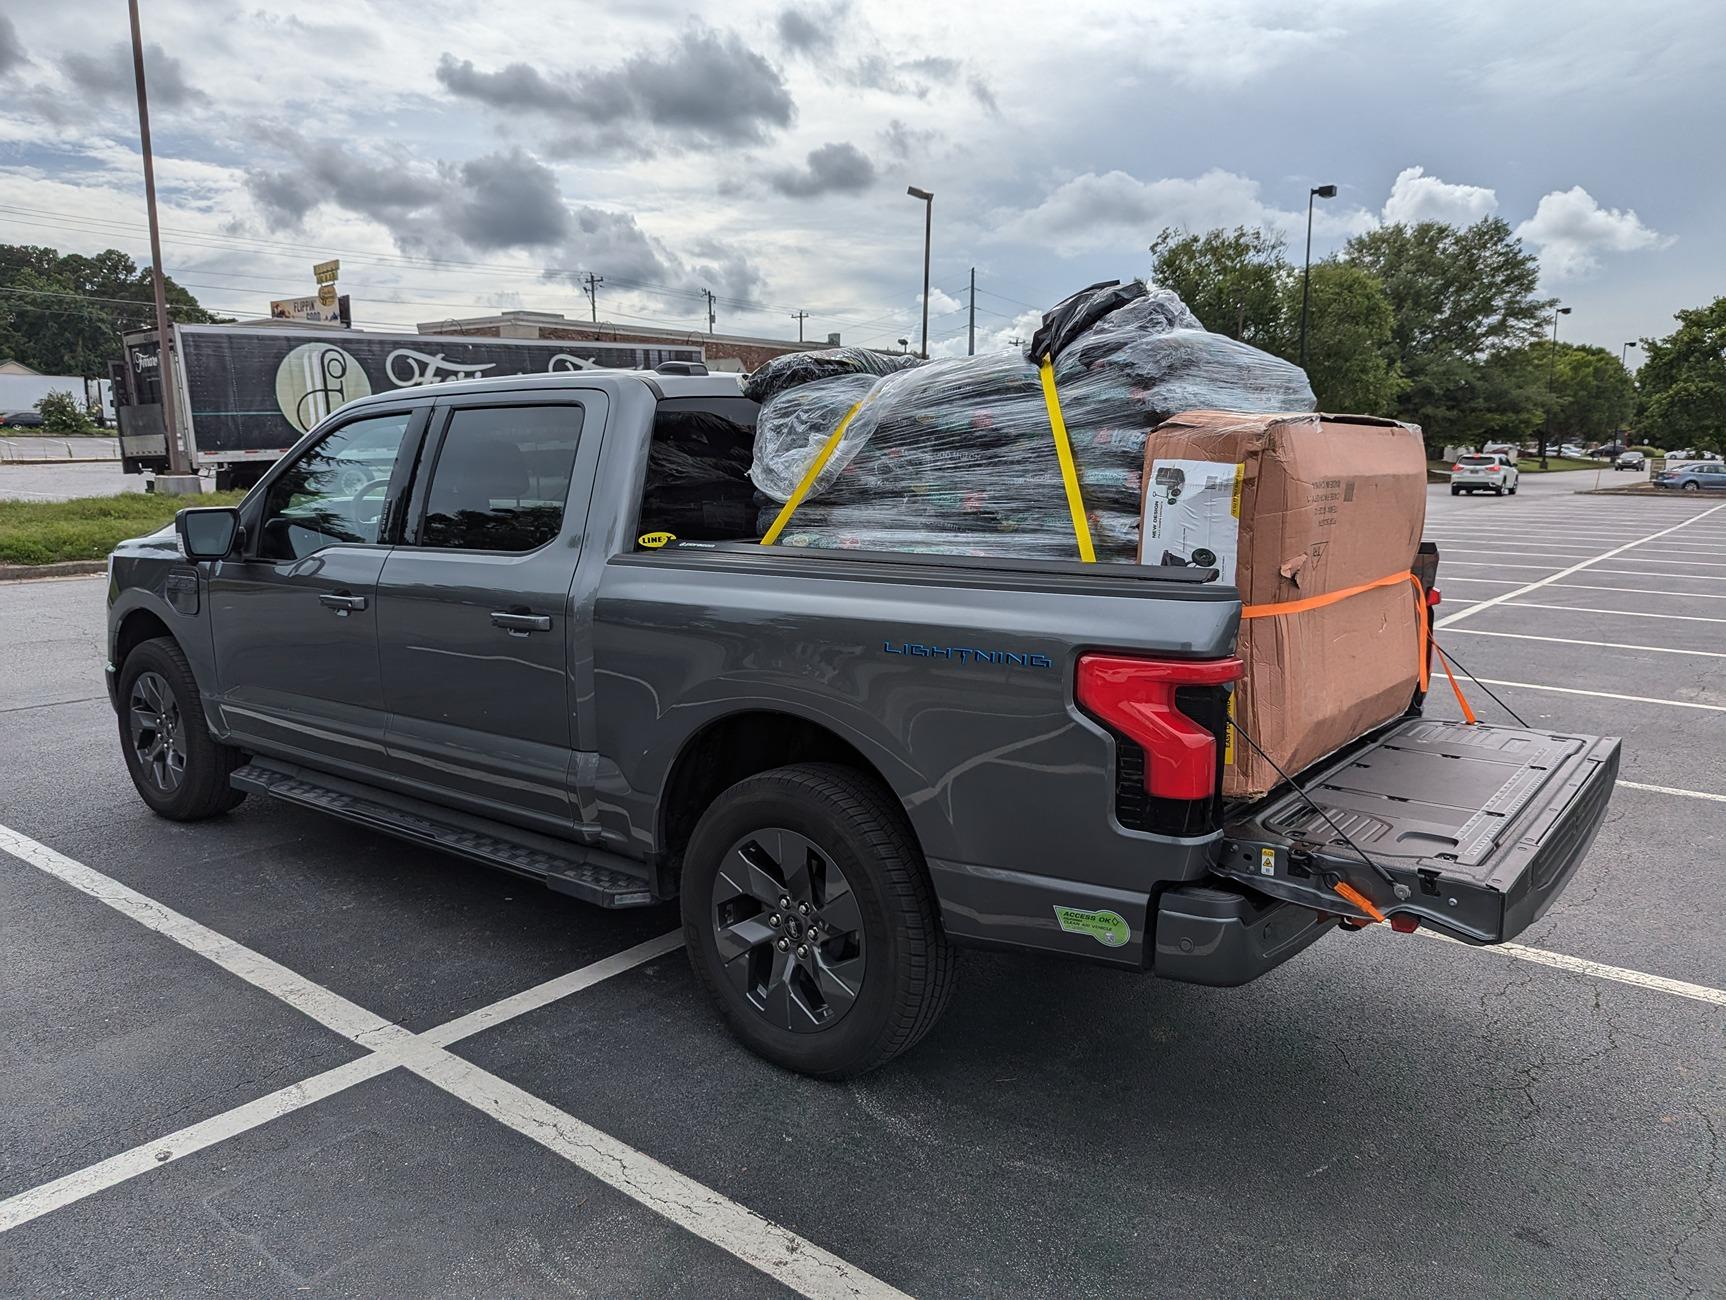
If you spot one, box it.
[682,763,954,1078]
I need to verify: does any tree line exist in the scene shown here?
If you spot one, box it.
[1149,220,1724,455]
[0,243,223,378]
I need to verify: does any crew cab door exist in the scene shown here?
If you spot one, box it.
[373,391,604,831]
[208,406,424,771]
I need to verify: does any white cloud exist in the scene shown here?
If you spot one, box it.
[1381,165,1498,226]
[1513,186,1671,280]
[925,287,962,314]
[997,168,1373,257]
[927,308,1042,359]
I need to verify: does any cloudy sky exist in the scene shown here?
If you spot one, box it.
[1,0,1720,358]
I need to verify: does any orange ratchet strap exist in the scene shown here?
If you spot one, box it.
[1239,571,1430,692]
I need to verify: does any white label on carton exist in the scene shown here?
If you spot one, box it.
[1141,459,1243,583]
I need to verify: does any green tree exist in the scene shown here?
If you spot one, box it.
[1149,226,1289,350]
[34,389,99,434]
[1281,261,1403,415]
[0,243,222,377]
[1521,342,1636,444]
[1342,217,1551,452]
[1636,297,1726,453]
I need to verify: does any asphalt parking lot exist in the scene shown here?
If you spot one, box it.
[2,468,1723,1298]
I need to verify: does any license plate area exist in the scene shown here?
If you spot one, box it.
[1216,719,1621,943]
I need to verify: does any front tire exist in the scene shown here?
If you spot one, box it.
[117,637,247,821]
[681,763,955,1079]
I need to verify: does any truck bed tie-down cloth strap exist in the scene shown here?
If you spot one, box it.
[759,399,866,546]
[1038,356,1096,563]
[1241,571,1432,693]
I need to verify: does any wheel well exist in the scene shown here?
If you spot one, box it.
[114,609,173,673]
[658,712,897,891]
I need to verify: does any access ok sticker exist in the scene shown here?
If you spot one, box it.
[1052,906,1130,948]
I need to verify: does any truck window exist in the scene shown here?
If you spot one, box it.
[419,405,584,552]
[257,411,413,560]
[638,396,761,545]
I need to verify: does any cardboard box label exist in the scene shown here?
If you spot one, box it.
[1140,458,1244,581]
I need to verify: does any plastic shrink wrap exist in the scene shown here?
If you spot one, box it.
[749,281,1315,560]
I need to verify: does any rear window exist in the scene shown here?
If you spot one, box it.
[1458,456,1497,466]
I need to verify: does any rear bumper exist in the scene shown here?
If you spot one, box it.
[1152,883,1335,986]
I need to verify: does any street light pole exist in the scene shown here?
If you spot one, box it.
[907,186,933,359]
[1621,340,1637,366]
[128,0,195,491]
[1298,184,1337,372]
[1541,305,1572,469]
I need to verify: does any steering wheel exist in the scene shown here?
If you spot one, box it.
[345,477,393,530]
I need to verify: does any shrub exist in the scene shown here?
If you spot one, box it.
[34,390,100,434]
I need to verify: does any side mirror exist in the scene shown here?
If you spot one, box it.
[176,506,243,561]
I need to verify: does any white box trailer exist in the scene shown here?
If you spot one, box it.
[0,373,114,423]
[114,323,704,488]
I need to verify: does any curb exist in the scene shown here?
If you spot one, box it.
[0,459,123,466]
[0,560,108,582]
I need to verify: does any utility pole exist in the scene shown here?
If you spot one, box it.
[968,267,976,356]
[581,273,602,322]
[791,310,808,342]
[703,289,717,335]
[128,0,195,492]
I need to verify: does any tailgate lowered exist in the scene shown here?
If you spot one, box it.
[1215,719,1621,944]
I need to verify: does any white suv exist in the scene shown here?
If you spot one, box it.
[1450,453,1519,497]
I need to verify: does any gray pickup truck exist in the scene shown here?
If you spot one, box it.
[106,368,1621,1076]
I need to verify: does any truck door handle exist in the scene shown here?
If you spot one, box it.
[491,611,552,634]
[318,592,368,615]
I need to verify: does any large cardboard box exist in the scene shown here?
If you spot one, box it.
[1138,411,1429,799]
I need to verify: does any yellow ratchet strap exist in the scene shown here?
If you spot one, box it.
[759,400,865,546]
[1038,356,1095,563]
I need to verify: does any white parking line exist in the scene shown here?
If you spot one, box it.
[1508,602,1726,625]
[1618,779,1726,805]
[1441,561,1570,570]
[1437,576,1527,584]
[1552,581,1726,601]
[1417,932,1726,1010]
[1591,568,1726,581]
[1437,503,1726,628]
[0,825,901,1300]
[1470,679,1726,712]
[1444,628,1726,658]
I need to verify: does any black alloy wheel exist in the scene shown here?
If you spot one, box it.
[128,670,187,795]
[711,827,866,1033]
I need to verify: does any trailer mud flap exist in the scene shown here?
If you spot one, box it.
[1214,719,1621,944]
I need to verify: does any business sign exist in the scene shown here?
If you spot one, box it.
[153,328,703,451]
[270,295,343,324]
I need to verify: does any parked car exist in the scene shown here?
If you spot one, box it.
[102,368,1620,1076]
[1559,444,1586,459]
[1591,443,1626,458]
[1614,450,1647,471]
[0,409,45,428]
[1450,452,1519,496]
[1653,462,1726,492]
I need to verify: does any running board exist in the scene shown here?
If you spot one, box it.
[230,761,657,908]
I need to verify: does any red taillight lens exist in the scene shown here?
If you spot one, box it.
[1427,586,1442,607]
[1075,654,1244,800]
[1451,463,1464,472]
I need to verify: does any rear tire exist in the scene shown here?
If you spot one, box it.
[1450,486,1461,496]
[117,637,247,821]
[1496,486,1505,496]
[1509,484,1518,495]
[681,762,955,1079]
[1683,482,1700,492]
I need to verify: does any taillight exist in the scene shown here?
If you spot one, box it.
[1076,654,1244,800]
[1451,463,1464,472]
[1427,587,1442,607]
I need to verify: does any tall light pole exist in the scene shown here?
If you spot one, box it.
[907,186,933,359]
[1541,305,1572,469]
[128,0,195,492]
[1621,340,1637,367]
[1298,184,1337,372]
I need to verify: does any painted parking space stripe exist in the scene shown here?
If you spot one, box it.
[1617,779,1726,805]
[1551,581,1726,600]
[1415,932,1726,1010]
[1469,679,1726,712]
[1507,602,1726,625]
[1436,503,1726,628]
[1590,568,1726,581]
[1443,628,1726,658]
[0,825,903,1300]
